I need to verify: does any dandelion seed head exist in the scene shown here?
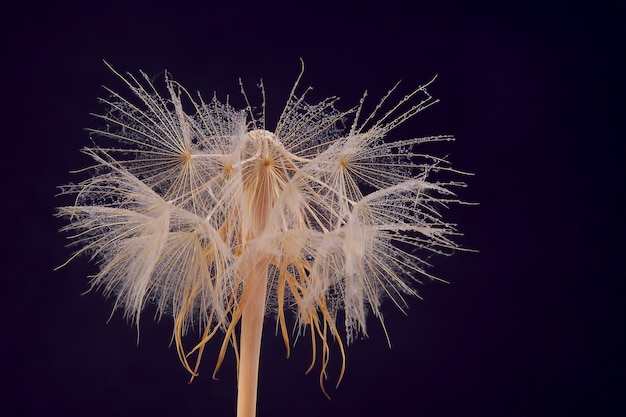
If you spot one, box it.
[57,62,468,393]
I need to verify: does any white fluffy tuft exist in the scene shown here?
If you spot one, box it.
[57,62,468,386]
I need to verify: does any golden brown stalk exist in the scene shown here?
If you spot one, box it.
[236,262,268,417]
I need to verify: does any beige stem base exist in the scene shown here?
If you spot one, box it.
[236,267,268,417]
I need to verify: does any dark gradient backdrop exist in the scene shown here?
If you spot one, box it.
[3,1,623,416]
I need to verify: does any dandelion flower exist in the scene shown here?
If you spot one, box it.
[57,61,467,417]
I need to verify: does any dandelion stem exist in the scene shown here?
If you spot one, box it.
[236,261,268,417]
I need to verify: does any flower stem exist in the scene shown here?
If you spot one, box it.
[236,264,268,417]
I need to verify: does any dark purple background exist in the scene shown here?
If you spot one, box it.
[3,1,623,416]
